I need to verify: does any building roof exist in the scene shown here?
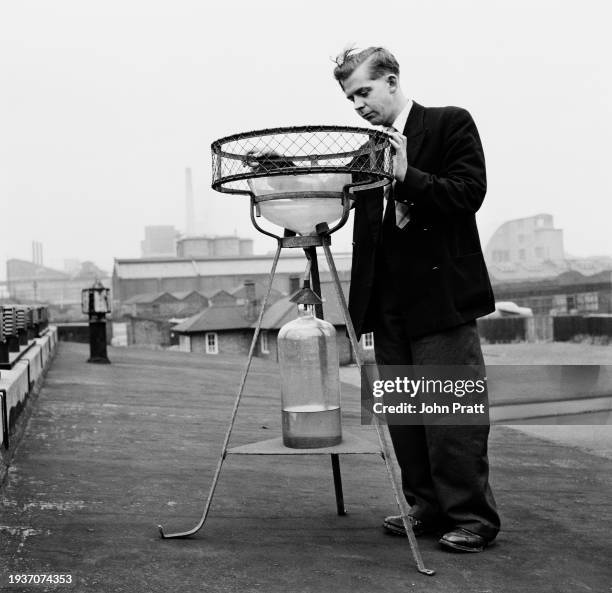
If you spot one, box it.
[174,281,350,334]
[112,252,353,280]
[123,290,209,304]
[170,290,208,301]
[492,269,612,297]
[123,291,179,305]
[487,258,612,288]
[208,289,237,301]
[231,282,282,301]
[173,305,254,333]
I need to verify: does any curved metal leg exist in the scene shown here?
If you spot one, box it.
[321,242,435,576]
[158,241,283,539]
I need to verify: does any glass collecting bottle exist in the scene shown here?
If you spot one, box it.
[277,301,342,448]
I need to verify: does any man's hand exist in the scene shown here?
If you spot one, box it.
[384,127,408,183]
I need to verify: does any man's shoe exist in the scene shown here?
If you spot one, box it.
[439,528,488,553]
[383,515,430,537]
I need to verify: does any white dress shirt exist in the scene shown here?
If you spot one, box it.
[387,98,413,137]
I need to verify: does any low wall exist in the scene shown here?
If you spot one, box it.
[477,317,527,343]
[56,322,112,344]
[1,327,58,452]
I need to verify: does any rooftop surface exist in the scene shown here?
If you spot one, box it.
[1,342,611,592]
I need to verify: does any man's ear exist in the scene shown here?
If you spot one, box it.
[386,74,399,93]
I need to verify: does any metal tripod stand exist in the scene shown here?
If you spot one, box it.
[158,226,435,576]
[158,125,435,575]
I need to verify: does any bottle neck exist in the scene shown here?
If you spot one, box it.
[297,304,314,318]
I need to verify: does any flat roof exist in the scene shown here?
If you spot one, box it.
[113,252,353,280]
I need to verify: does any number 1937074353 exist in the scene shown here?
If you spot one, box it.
[8,574,73,585]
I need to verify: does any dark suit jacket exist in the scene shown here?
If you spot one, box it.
[349,101,495,338]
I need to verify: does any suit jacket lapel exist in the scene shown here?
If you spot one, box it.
[403,101,426,165]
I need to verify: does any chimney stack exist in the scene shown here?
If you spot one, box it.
[32,241,43,266]
[243,280,258,322]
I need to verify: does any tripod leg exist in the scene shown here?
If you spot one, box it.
[321,243,435,576]
[158,241,283,539]
[330,454,346,515]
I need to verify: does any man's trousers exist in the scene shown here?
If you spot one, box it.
[372,313,501,540]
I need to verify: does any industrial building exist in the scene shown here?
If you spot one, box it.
[140,225,180,258]
[6,258,110,305]
[485,213,565,269]
[111,251,352,307]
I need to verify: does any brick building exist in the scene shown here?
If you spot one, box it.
[172,280,374,365]
[121,290,210,318]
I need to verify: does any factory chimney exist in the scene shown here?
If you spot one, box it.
[32,241,43,266]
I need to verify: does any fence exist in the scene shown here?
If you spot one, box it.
[553,315,612,342]
[478,315,612,343]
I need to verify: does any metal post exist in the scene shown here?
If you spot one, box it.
[88,316,110,364]
[7,335,20,353]
[0,342,9,364]
[304,244,346,516]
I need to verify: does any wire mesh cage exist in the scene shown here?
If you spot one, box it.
[211,126,393,236]
[212,125,392,194]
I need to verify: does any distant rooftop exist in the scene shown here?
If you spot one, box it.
[113,252,353,280]
[174,281,350,334]
[173,304,254,333]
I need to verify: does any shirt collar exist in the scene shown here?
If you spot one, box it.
[389,99,413,133]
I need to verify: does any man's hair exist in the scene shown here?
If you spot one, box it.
[333,46,400,84]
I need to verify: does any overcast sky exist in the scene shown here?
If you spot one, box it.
[1,0,610,280]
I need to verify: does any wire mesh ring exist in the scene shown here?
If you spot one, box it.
[211,125,393,195]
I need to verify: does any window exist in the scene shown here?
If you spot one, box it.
[362,332,375,350]
[519,249,526,261]
[492,250,510,263]
[260,330,269,354]
[577,292,599,312]
[205,332,218,354]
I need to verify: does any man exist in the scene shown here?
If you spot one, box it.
[333,47,500,552]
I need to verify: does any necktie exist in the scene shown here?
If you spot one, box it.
[384,126,410,229]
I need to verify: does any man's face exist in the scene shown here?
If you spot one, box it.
[342,61,396,126]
